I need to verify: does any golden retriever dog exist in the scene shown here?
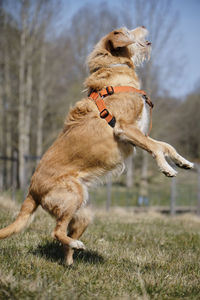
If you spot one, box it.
[0,26,193,265]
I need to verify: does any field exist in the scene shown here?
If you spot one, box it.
[0,197,200,299]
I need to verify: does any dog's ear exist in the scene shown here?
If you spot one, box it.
[109,29,135,49]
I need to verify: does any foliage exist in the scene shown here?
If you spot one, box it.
[0,0,199,192]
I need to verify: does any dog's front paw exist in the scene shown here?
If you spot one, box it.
[162,167,177,177]
[155,151,178,177]
[160,162,178,177]
[175,156,194,169]
[69,239,85,250]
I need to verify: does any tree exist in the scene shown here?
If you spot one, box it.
[174,91,200,160]
[1,0,195,195]
[17,0,60,188]
[0,2,19,189]
[118,0,185,193]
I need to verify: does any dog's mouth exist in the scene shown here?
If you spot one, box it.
[136,29,151,48]
[130,26,151,48]
[138,40,151,47]
[129,27,152,66]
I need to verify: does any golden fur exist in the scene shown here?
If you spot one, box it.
[0,27,193,265]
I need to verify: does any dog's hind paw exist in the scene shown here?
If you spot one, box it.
[69,240,85,250]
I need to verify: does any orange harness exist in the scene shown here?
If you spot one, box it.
[89,86,154,135]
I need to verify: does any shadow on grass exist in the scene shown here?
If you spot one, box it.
[31,241,105,265]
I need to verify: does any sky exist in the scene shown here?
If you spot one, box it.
[172,0,200,96]
[61,0,200,98]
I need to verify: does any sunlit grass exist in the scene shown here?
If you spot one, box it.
[0,198,200,299]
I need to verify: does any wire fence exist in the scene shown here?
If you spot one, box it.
[89,165,200,215]
[0,155,200,215]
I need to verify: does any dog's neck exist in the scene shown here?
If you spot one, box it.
[109,63,130,68]
[85,48,140,91]
[91,63,130,74]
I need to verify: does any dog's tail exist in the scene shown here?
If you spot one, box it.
[0,194,38,239]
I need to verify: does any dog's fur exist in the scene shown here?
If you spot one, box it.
[0,27,193,265]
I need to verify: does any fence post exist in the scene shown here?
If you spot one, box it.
[106,173,112,211]
[170,176,176,215]
[11,151,18,201]
[0,166,3,190]
[197,164,200,216]
[126,154,134,188]
[23,155,29,199]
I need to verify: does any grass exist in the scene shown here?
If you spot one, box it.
[0,197,200,299]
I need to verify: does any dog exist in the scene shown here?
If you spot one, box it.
[0,26,193,265]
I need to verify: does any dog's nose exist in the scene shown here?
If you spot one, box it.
[146,41,151,46]
[141,26,146,29]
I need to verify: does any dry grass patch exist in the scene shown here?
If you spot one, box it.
[0,198,200,299]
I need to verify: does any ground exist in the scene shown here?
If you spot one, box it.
[0,197,200,299]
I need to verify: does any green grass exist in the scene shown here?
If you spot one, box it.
[0,197,200,299]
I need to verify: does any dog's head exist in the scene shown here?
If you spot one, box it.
[104,26,151,66]
[88,26,151,72]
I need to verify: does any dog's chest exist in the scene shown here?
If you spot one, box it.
[137,98,150,135]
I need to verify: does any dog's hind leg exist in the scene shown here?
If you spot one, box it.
[64,208,93,265]
[53,214,86,250]
[44,179,86,254]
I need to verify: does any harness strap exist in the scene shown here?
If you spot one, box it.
[89,87,116,128]
[89,86,154,135]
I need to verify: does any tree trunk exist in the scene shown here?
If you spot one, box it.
[36,42,46,160]
[23,36,33,186]
[18,10,26,189]
[1,17,11,189]
[138,57,152,205]
[1,88,7,189]
[4,41,12,187]
[0,77,7,189]
[197,164,200,216]
[0,81,3,189]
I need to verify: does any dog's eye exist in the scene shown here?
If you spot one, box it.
[114,31,120,35]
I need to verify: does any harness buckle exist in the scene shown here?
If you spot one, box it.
[108,116,116,128]
[100,109,109,119]
[142,94,154,108]
[106,86,114,95]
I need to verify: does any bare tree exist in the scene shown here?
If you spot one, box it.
[1,0,195,198]
[18,0,28,189]
[118,0,184,193]
[17,0,59,187]
[0,4,15,188]
[36,41,46,159]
